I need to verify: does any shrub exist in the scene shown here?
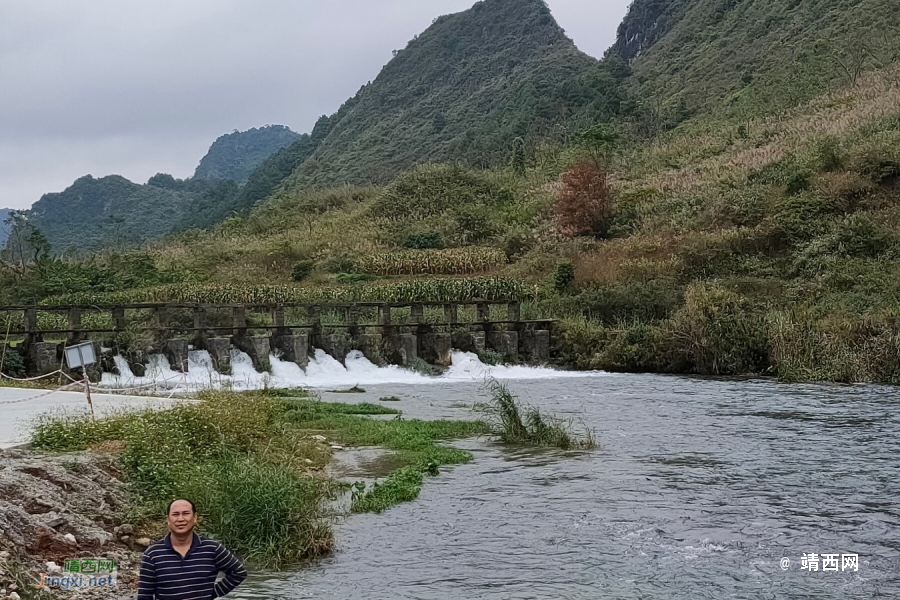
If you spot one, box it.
[748,154,812,194]
[551,317,607,370]
[501,227,534,261]
[477,349,504,366]
[403,231,443,250]
[553,262,575,292]
[452,204,498,244]
[784,170,812,195]
[770,193,842,245]
[569,279,684,324]
[813,137,846,172]
[290,260,315,282]
[0,349,26,378]
[555,160,614,238]
[404,357,436,376]
[665,282,768,375]
[802,214,895,267]
[44,277,537,305]
[318,254,357,274]
[371,164,503,222]
[335,272,375,283]
[598,322,667,373]
[849,134,900,183]
[31,393,334,567]
[768,311,900,384]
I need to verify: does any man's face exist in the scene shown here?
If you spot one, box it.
[167,500,197,536]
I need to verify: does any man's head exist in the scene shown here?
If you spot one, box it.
[166,499,197,536]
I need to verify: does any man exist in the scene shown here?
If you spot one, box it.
[137,499,247,599]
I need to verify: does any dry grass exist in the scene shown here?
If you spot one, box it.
[572,234,684,284]
[624,68,900,198]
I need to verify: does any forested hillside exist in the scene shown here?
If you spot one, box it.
[280,0,616,188]
[193,125,301,183]
[0,209,11,247]
[19,0,900,254]
[23,125,300,253]
[9,0,900,385]
[26,174,240,254]
[613,0,900,118]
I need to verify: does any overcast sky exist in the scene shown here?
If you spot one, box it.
[0,0,631,210]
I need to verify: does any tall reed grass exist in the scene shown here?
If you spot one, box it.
[31,392,334,567]
[476,380,595,450]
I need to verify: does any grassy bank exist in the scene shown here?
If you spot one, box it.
[277,394,489,513]
[29,390,489,564]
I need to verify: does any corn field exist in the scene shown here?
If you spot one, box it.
[356,248,507,275]
[41,277,537,306]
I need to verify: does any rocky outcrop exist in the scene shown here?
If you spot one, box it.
[0,449,141,599]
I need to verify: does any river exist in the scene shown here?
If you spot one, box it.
[224,371,900,599]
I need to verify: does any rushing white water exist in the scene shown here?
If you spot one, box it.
[99,349,598,393]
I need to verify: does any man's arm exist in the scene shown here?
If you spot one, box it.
[212,543,247,598]
[136,551,156,600]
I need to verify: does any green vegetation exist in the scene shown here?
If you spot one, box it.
[278,396,489,513]
[477,349,504,366]
[20,126,300,254]
[1,347,26,378]
[279,397,399,416]
[356,248,506,276]
[193,125,301,184]
[614,0,900,122]
[477,380,595,450]
[0,554,53,600]
[38,277,534,306]
[0,208,12,247]
[25,175,214,254]
[7,0,900,384]
[327,385,366,394]
[30,392,488,558]
[281,0,611,188]
[31,393,332,567]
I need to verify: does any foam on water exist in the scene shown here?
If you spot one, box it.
[99,349,600,393]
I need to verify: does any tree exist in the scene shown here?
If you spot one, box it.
[555,160,614,239]
[0,211,50,278]
[577,124,619,167]
[102,215,129,251]
[511,137,527,175]
[831,45,868,87]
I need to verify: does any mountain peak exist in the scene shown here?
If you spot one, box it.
[194,125,302,184]
[283,0,598,187]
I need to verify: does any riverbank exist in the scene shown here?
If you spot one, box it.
[0,448,139,600]
[2,387,496,598]
[0,387,187,450]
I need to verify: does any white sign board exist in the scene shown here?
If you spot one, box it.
[65,342,97,369]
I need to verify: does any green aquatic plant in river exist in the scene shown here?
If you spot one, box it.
[477,379,596,450]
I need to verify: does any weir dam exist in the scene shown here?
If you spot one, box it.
[1,301,551,380]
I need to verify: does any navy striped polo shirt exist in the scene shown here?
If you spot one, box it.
[137,533,246,600]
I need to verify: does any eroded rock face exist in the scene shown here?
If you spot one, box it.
[0,449,141,599]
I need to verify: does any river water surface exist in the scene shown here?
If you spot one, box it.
[227,371,898,599]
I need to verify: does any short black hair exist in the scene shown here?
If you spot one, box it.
[166,498,196,516]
